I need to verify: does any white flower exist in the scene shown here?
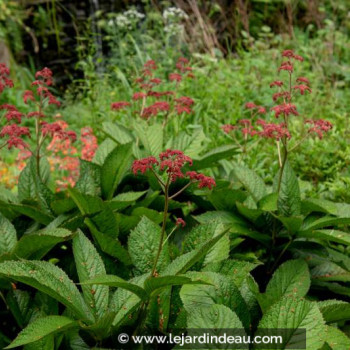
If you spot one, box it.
[163,7,188,22]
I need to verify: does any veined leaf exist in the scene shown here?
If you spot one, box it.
[143,275,207,295]
[180,271,251,329]
[109,191,147,211]
[81,275,148,301]
[92,138,117,166]
[318,300,350,323]
[5,316,77,349]
[162,227,230,275]
[75,160,101,196]
[231,162,267,202]
[128,216,169,274]
[187,304,244,329]
[102,121,134,145]
[297,229,350,245]
[73,231,109,319]
[260,259,310,312]
[101,143,133,200]
[257,298,325,350]
[301,216,350,231]
[276,161,301,217]
[12,228,73,260]
[0,260,94,323]
[0,212,17,256]
[323,326,350,350]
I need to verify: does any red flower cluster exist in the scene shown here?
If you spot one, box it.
[271,103,299,118]
[41,121,76,141]
[0,64,30,150]
[256,120,291,140]
[141,101,170,119]
[305,119,333,139]
[245,102,266,114]
[111,101,130,111]
[112,58,195,122]
[132,149,216,189]
[0,64,13,93]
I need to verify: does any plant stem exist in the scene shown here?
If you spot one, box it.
[151,176,170,277]
[169,181,193,200]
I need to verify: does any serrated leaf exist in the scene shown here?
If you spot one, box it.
[231,162,267,202]
[73,231,108,319]
[12,228,73,260]
[0,212,17,256]
[5,316,77,349]
[0,260,93,323]
[92,138,116,166]
[260,259,310,312]
[301,216,350,231]
[257,298,325,350]
[258,192,278,211]
[297,229,350,245]
[75,160,101,196]
[109,191,147,211]
[128,216,169,274]
[81,275,148,301]
[134,123,163,156]
[318,300,350,323]
[111,274,148,327]
[276,161,301,217]
[187,304,244,329]
[101,143,133,200]
[180,271,251,329]
[143,275,207,295]
[323,326,350,350]
[162,228,229,275]
[102,121,134,145]
[6,290,33,328]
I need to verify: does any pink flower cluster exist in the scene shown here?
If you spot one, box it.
[111,57,195,121]
[222,49,332,143]
[132,149,216,189]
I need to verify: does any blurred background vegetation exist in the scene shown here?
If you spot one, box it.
[1,0,350,201]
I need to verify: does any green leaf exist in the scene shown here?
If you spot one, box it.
[276,161,301,217]
[81,275,148,301]
[134,122,163,156]
[109,191,147,211]
[101,143,133,200]
[260,259,310,312]
[191,145,238,170]
[0,212,17,256]
[318,300,350,323]
[180,271,251,329]
[143,275,207,295]
[75,160,101,196]
[0,203,53,225]
[208,187,247,211]
[257,298,325,350]
[73,230,108,319]
[231,162,267,202]
[92,138,117,166]
[5,316,77,349]
[301,216,350,231]
[323,326,350,350]
[128,216,169,274]
[297,229,350,245]
[86,223,131,265]
[162,228,230,275]
[0,260,94,323]
[18,157,53,215]
[187,304,244,329]
[12,228,73,260]
[6,290,33,328]
[258,192,278,211]
[102,121,134,145]
[183,221,229,266]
